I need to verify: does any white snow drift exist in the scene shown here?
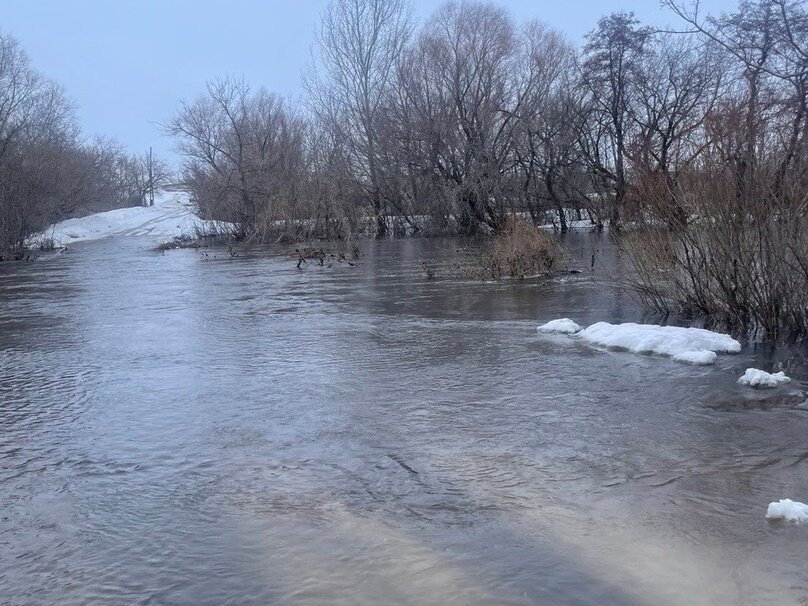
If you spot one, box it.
[537,318,582,334]
[738,368,791,388]
[537,319,741,365]
[32,190,232,247]
[766,499,808,522]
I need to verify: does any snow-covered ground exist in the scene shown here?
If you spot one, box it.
[537,319,741,365]
[31,190,231,247]
[738,368,791,388]
[766,499,808,522]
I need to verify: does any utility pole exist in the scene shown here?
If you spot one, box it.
[148,146,155,207]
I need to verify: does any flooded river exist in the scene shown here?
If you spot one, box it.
[1,235,807,605]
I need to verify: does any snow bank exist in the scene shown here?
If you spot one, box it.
[577,322,741,364]
[766,499,808,522]
[537,318,582,334]
[31,190,233,247]
[738,368,791,388]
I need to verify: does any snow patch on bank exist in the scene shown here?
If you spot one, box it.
[767,499,808,522]
[537,319,741,365]
[738,368,791,388]
[537,318,582,334]
[32,191,233,247]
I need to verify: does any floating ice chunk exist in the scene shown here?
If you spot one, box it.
[538,318,582,335]
[738,368,791,388]
[577,322,741,364]
[671,350,718,365]
[766,499,808,522]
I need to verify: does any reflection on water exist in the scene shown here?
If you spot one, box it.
[0,235,807,605]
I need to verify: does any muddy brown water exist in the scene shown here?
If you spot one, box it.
[1,234,807,605]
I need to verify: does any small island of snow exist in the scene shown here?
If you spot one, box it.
[738,368,791,388]
[766,499,808,522]
[537,319,582,334]
[536,320,741,365]
[578,322,740,364]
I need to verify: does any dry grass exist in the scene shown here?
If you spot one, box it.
[482,217,567,279]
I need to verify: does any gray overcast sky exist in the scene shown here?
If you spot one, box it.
[3,0,735,162]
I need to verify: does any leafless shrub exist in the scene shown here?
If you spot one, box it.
[154,235,198,252]
[619,228,677,314]
[37,236,57,252]
[193,221,246,243]
[481,217,566,279]
[615,0,808,339]
[623,162,808,337]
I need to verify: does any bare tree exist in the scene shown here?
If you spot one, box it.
[510,22,584,230]
[579,12,651,230]
[394,1,519,234]
[167,77,312,241]
[620,0,808,337]
[116,151,172,207]
[0,33,139,251]
[629,34,724,226]
[309,0,412,237]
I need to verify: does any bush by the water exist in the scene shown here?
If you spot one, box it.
[622,165,808,339]
[482,218,566,279]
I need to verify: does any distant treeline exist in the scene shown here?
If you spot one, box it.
[0,34,170,251]
[170,0,808,337]
[169,0,808,241]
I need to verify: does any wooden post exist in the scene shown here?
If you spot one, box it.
[148,147,155,207]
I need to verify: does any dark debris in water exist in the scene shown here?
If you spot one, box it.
[707,392,808,412]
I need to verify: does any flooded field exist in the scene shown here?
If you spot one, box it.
[1,234,807,605]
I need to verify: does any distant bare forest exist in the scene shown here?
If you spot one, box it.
[169,1,807,239]
[4,0,808,335]
[168,0,808,336]
[0,32,170,253]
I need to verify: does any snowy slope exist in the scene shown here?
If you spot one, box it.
[33,191,231,247]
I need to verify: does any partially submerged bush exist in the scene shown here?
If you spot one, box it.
[293,245,358,268]
[37,237,58,252]
[0,249,34,262]
[622,165,808,339]
[620,228,678,314]
[482,217,566,279]
[154,234,199,251]
[195,221,246,243]
[154,221,246,252]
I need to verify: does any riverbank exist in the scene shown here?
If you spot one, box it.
[29,191,232,249]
